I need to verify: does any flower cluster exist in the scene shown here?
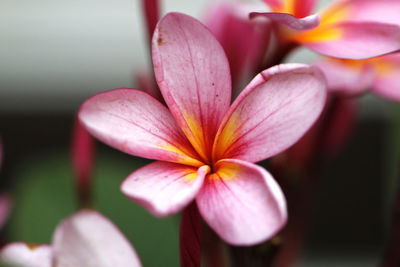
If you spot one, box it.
[1,0,400,266]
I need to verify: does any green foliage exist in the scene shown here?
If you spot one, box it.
[6,150,180,266]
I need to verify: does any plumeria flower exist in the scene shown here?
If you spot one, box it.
[252,0,400,59]
[0,210,142,267]
[315,53,400,102]
[78,12,327,245]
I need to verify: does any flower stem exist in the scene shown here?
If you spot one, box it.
[142,0,160,45]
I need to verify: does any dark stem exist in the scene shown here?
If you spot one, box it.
[180,202,202,267]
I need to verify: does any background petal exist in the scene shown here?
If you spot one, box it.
[297,22,400,59]
[152,12,231,162]
[374,70,400,102]
[322,0,400,26]
[206,3,271,86]
[52,210,141,267]
[212,64,326,163]
[79,88,203,167]
[121,162,209,217]
[0,243,52,267]
[314,58,374,95]
[196,159,287,246]
[250,12,320,31]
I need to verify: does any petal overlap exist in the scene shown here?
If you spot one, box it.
[196,159,287,246]
[152,12,232,162]
[79,89,203,167]
[212,64,327,163]
[121,161,210,217]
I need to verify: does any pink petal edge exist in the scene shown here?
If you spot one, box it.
[213,63,327,163]
[78,88,202,167]
[196,159,287,246]
[250,12,320,31]
[52,209,141,267]
[0,243,53,267]
[121,161,209,217]
[152,12,232,161]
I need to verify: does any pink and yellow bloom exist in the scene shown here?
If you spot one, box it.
[315,53,400,102]
[78,13,327,245]
[0,210,142,267]
[252,0,400,59]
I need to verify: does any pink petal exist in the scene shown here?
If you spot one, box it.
[212,64,327,163]
[292,0,317,18]
[121,161,210,217]
[261,0,282,11]
[374,70,400,102]
[71,116,95,205]
[0,243,53,267]
[205,3,271,85]
[325,0,400,26]
[196,159,287,246]
[301,22,400,59]
[314,59,374,95]
[79,88,203,167]
[179,202,201,267]
[52,210,141,267]
[261,0,317,17]
[250,12,320,31]
[152,12,231,162]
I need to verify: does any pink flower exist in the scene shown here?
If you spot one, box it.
[78,12,327,245]
[252,0,400,59]
[315,53,400,102]
[0,210,142,267]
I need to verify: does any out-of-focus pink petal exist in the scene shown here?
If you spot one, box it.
[299,22,400,59]
[262,0,282,11]
[374,70,400,102]
[324,0,400,26]
[179,202,201,267]
[196,159,287,246]
[52,210,141,267]
[292,0,317,18]
[71,116,95,205]
[212,64,326,163]
[79,89,203,167]
[0,194,11,229]
[262,0,317,18]
[250,12,320,31]
[121,162,209,217]
[0,243,52,267]
[314,59,374,95]
[152,12,231,162]
[205,3,271,85]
